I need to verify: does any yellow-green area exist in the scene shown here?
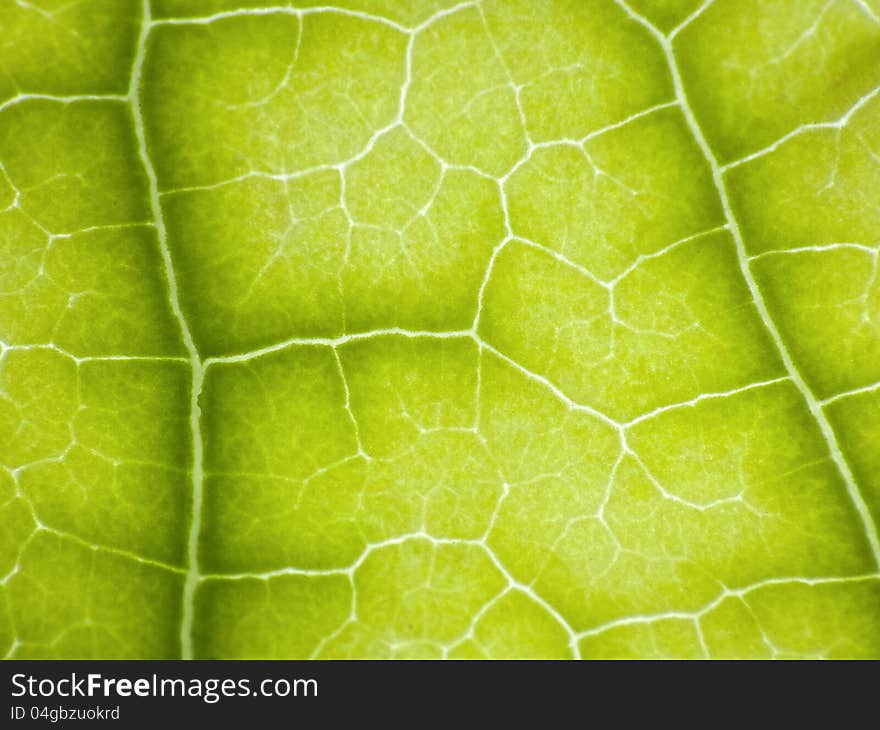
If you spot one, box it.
[1,0,879,659]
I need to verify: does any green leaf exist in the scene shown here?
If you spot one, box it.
[2,0,879,659]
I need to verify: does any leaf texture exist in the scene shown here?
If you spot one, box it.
[2,0,880,659]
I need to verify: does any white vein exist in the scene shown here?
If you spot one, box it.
[748,242,880,262]
[204,327,474,366]
[0,341,188,364]
[152,5,408,33]
[851,0,880,24]
[129,0,206,659]
[820,379,880,406]
[669,0,716,40]
[576,573,880,642]
[579,99,679,142]
[0,93,128,114]
[623,376,792,428]
[151,2,477,35]
[332,348,369,460]
[721,84,880,172]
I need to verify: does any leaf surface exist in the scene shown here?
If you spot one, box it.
[2,0,880,659]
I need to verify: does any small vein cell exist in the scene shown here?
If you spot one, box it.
[674,0,880,163]
[2,352,192,567]
[194,572,351,659]
[200,346,362,573]
[316,539,506,659]
[725,89,880,255]
[0,100,151,234]
[479,0,674,142]
[343,167,504,334]
[406,5,528,177]
[825,388,880,534]
[161,172,348,355]
[0,222,186,358]
[504,106,724,281]
[752,247,880,400]
[142,12,407,190]
[478,231,784,422]
[0,0,141,104]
